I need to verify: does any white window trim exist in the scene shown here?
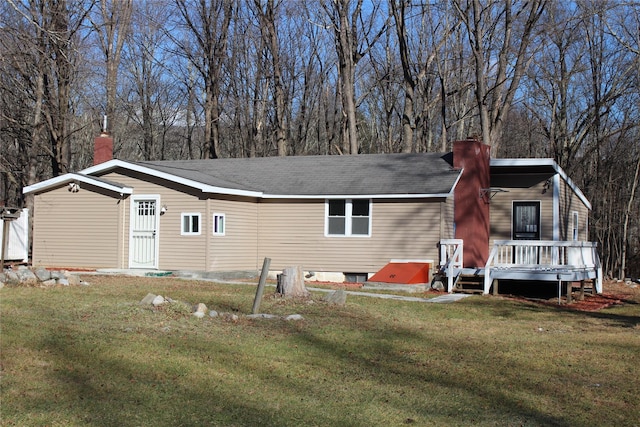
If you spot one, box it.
[325,199,372,237]
[213,213,226,236]
[181,212,201,236]
[572,211,579,241]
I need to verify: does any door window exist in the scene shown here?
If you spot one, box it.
[513,202,541,240]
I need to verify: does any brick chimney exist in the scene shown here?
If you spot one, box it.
[94,116,113,165]
[94,132,113,165]
[453,139,491,268]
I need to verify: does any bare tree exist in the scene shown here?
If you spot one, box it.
[454,0,546,154]
[90,0,132,135]
[253,0,287,156]
[322,0,386,154]
[173,0,233,159]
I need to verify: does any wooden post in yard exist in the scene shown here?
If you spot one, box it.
[251,257,271,314]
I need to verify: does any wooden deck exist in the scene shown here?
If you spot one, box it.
[439,240,603,295]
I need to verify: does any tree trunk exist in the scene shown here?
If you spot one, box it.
[277,266,310,298]
[620,156,640,278]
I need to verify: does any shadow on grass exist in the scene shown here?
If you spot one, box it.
[9,288,635,426]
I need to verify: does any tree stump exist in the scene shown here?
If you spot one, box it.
[277,266,310,298]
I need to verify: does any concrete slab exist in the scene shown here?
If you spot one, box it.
[427,294,472,303]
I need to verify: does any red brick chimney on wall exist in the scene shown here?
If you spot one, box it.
[453,139,491,268]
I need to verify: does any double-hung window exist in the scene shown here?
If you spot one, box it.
[181,213,201,235]
[326,199,371,237]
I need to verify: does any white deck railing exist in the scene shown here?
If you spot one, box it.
[439,239,463,292]
[484,240,602,294]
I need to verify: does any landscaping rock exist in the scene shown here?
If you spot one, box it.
[152,295,166,306]
[221,313,239,322]
[33,267,51,282]
[284,314,304,321]
[4,271,20,285]
[247,313,278,319]
[209,310,219,318]
[323,289,347,305]
[16,267,37,285]
[193,303,208,317]
[140,293,157,305]
[66,274,81,286]
[57,278,70,286]
[41,279,57,287]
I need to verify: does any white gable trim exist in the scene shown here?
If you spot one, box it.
[23,173,133,195]
[260,192,454,200]
[80,159,263,198]
[491,158,591,210]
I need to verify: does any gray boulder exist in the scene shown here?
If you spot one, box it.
[140,293,157,305]
[193,303,207,318]
[3,271,20,285]
[41,279,57,287]
[323,289,347,305]
[152,295,166,306]
[16,267,37,285]
[65,274,81,286]
[34,267,51,282]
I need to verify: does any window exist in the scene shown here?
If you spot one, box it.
[213,213,225,236]
[181,213,201,235]
[326,199,371,237]
[572,211,579,240]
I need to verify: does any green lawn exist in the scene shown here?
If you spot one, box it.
[1,275,638,427]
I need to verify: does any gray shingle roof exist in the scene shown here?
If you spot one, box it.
[137,153,459,197]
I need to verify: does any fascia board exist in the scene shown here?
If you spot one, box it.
[260,193,454,200]
[81,159,262,198]
[551,163,592,210]
[23,173,133,195]
[490,158,556,167]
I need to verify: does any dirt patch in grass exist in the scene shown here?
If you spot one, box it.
[505,280,640,312]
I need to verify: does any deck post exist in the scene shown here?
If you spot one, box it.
[492,279,499,295]
[566,281,573,304]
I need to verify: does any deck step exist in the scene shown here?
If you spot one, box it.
[454,274,484,293]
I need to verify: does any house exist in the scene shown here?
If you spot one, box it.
[22,138,601,294]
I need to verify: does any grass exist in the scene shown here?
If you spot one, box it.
[1,275,639,427]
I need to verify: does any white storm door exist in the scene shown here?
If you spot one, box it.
[129,196,160,268]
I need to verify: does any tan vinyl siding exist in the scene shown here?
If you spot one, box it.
[32,185,121,268]
[258,198,447,273]
[104,171,207,270]
[441,197,455,239]
[207,197,259,271]
[559,179,589,241]
[103,171,259,271]
[489,174,554,244]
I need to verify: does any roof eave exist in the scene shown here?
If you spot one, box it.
[81,159,263,198]
[23,173,133,195]
[260,192,454,199]
[491,158,591,210]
